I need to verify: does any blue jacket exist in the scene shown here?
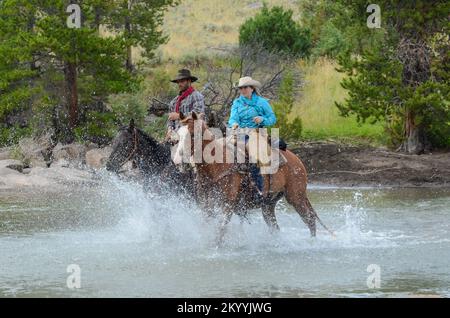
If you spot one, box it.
[228,93,276,128]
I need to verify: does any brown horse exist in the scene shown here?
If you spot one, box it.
[173,112,334,245]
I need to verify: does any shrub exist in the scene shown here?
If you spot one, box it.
[108,93,147,128]
[74,111,117,145]
[311,22,348,59]
[239,5,311,57]
[0,125,33,147]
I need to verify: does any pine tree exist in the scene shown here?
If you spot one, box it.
[333,0,449,153]
[105,0,178,72]
[0,0,175,142]
[239,5,311,58]
[272,71,302,140]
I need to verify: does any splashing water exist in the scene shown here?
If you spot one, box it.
[0,173,449,297]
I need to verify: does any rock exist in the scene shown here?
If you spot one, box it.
[85,147,112,169]
[0,159,24,172]
[0,148,12,160]
[6,164,24,173]
[0,164,53,189]
[52,158,70,168]
[0,164,97,191]
[0,159,23,168]
[18,133,54,168]
[85,142,100,152]
[51,143,87,165]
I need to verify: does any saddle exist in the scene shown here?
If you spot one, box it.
[221,135,288,172]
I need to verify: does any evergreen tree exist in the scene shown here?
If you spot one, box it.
[105,0,178,72]
[239,5,311,58]
[333,0,449,152]
[0,0,175,142]
[272,71,302,140]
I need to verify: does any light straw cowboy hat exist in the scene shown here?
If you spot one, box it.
[235,76,262,89]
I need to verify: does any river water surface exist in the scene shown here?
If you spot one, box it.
[0,175,449,297]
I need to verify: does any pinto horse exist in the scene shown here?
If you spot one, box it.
[106,119,195,197]
[173,112,334,245]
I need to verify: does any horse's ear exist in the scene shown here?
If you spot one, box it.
[191,111,198,120]
[179,112,185,120]
[129,119,135,130]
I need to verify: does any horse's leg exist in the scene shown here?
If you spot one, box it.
[296,198,316,237]
[203,190,216,219]
[217,205,233,247]
[262,202,279,233]
[216,174,241,247]
[285,192,316,237]
[197,180,215,218]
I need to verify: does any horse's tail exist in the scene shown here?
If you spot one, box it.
[306,197,336,238]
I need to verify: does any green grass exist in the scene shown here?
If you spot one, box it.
[292,59,386,145]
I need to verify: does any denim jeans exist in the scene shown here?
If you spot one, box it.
[249,163,264,192]
[244,134,263,193]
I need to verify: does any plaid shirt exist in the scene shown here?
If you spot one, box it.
[167,90,205,129]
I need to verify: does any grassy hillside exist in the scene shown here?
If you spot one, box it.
[159,0,301,60]
[293,59,385,143]
[149,0,385,144]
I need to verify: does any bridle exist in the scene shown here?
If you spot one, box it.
[118,127,139,168]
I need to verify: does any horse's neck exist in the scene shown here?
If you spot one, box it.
[136,133,170,171]
[201,127,217,149]
[197,131,234,177]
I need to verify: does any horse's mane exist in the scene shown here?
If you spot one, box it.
[119,125,163,150]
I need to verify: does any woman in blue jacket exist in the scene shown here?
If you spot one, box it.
[228,77,276,129]
[228,76,277,198]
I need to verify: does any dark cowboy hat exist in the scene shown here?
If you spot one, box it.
[170,69,198,83]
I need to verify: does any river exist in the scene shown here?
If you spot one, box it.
[0,174,449,297]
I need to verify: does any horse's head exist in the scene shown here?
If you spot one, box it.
[106,119,138,172]
[172,112,211,165]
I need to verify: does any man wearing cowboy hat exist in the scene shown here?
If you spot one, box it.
[166,69,205,134]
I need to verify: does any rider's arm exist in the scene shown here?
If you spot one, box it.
[228,101,240,128]
[259,99,276,127]
[166,97,178,129]
[191,91,206,119]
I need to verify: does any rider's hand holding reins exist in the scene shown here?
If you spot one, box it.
[253,116,263,125]
[168,112,180,121]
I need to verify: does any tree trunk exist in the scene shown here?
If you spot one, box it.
[125,1,133,72]
[65,62,78,130]
[403,109,427,154]
[126,43,133,72]
[95,6,101,35]
[397,37,432,154]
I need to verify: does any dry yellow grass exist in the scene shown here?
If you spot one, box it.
[294,58,347,127]
[293,58,385,142]
[159,0,301,60]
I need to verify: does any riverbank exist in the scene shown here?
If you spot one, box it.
[291,142,450,187]
[0,140,449,193]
